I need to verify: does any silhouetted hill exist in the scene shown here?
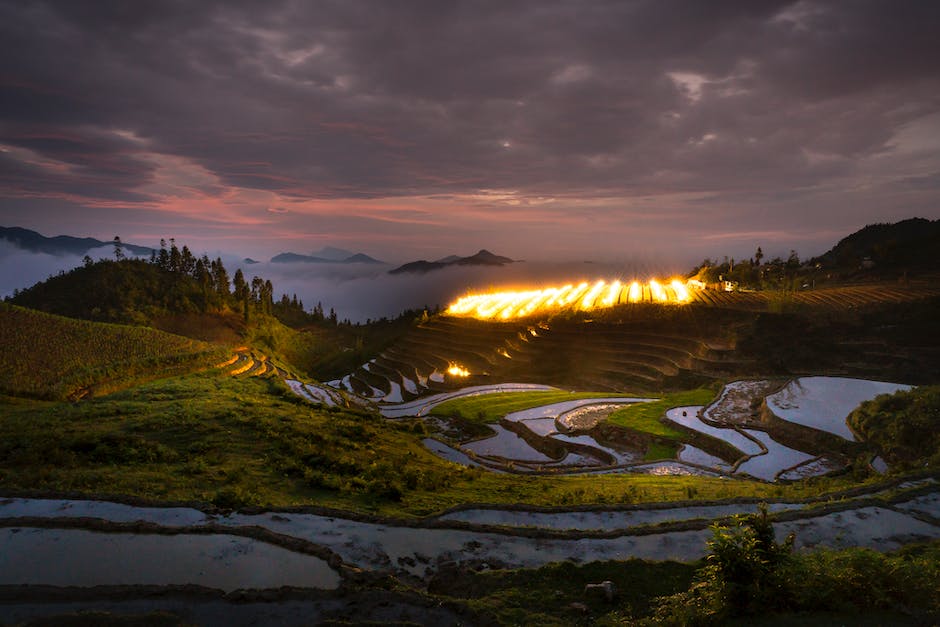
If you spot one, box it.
[271,252,333,263]
[389,249,514,274]
[0,226,153,256]
[311,246,354,261]
[343,253,384,264]
[817,217,940,273]
[10,259,212,325]
[454,249,513,266]
[271,251,384,264]
[388,260,447,274]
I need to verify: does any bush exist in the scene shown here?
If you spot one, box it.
[651,504,794,624]
[650,507,940,625]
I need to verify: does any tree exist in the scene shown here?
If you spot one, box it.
[157,239,169,270]
[787,249,800,269]
[754,246,764,266]
[262,279,274,313]
[113,236,125,261]
[212,257,230,302]
[232,268,247,301]
[180,245,196,275]
[168,238,181,273]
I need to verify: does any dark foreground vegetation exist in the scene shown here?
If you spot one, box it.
[441,513,940,626]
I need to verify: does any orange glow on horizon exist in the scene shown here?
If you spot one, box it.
[446,278,696,320]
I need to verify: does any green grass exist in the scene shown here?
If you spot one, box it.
[0,371,866,516]
[607,388,717,439]
[0,303,226,400]
[644,440,680,461]
[430,390,640,424]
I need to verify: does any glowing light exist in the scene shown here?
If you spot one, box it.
[601,280,622,306]
[579,280,607,310]
[446,278,701,320]
[447,363,470,377]
[628,281,642,303]
[649,279,667,302]
[671,280,689,302]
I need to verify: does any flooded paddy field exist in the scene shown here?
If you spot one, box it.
[766,376,913,441]
[664,407,761,456]
[736,429,816,481]
[0,527,341,591]
[462,424,557,462]
[287,376,916,483]
[438,501,802,531]
[3,481,939,588]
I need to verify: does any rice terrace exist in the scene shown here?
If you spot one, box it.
[2,2,940,625]
[0,217,937,626]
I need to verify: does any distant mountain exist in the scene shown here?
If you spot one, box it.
[344,253,384,264]
[0,226,153,257]
[817,217,940,272]
[270,251,384,264]
[389,249,514,274]
[311,246,354,261]
[243,258,260,265]
[453,249,514,266]
[389,260,447,274]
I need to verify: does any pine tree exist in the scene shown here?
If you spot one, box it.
[113,236,125,261]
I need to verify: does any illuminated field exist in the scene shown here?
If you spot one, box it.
[446,279,693,320]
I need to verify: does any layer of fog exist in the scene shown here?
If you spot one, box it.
[1,242,687,323]
[231,257,686,323]
[0,242,122,299]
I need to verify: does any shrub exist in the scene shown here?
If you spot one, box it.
[651,504,794,624]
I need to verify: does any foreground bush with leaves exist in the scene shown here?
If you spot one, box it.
[648,506,940,625]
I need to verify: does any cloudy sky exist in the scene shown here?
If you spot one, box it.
[1,0,939,265]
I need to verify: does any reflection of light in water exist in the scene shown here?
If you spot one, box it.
[447,278,699,320]
[447,363,470,377]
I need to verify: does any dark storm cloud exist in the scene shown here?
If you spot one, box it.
[1,0,939,256]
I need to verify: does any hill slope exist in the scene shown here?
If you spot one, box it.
[389,249,514,274]
[0,303,225,400]
[11,259,214,325]
[0,226,153,256]
[818,217,940,273]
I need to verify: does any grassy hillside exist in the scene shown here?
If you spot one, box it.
[1,372,872,515]
[0,303,226,400]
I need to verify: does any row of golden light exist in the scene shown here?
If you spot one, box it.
[446,279,693,320]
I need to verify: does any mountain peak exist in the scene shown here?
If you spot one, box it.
[389,249,513,274]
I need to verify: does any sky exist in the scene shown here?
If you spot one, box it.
[1,0,939,267]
